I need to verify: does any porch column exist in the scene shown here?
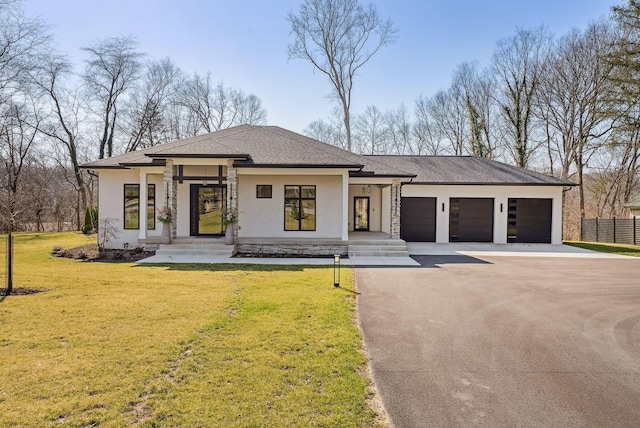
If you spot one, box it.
[342,172,349,241]
[164,159,177,238]
[226,160,238,241]
[390,179,401,239]
[138,170,147,240]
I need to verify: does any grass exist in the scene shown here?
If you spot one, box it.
[564,240,640,257]
[0,232,380,427]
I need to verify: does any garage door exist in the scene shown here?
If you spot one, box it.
[400,197,436,242]
[449,198,494,242]
[507,198,552,243]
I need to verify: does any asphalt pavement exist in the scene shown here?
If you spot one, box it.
[356,254,640,427]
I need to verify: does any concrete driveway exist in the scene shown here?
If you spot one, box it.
[356,253,640,427]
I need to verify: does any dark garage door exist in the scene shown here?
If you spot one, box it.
[401,197,436,242]
[449,198,494,242]
[507,198,552,243]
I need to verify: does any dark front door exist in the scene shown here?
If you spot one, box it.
[190,184,226,236]
[354,197,370,231]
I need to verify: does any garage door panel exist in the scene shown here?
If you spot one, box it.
[450,198,494,242]
[509,198,552,243]
[401,197,436,242]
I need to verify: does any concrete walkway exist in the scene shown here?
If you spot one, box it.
[137,243,627,264]
[137,254,420,266]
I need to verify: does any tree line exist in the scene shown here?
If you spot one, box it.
[298,1,640,238]
[0,0,267,233]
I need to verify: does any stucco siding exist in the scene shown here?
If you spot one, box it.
[402,185,565,244]
[237,174,344,239]
[348,184,382,232]
[98,169,164,248]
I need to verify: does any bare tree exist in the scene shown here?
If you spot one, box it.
[174,72,267,135]
[0,0,49,104]
[124,57,183,151]
[535,22,614,217]
[413,95,446,155]
[304,115,347,148]
[81,35,144,159]
[0,97,41,293]
[491,27,551,167]
[384,104,412,154]
[451,62,499,158]
[287,0,396,152]
[354,105,387,154]
[426,89,466,155]
[34,53,89,210]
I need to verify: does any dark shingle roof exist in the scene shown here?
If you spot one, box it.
[81,125,573,186]
[367,155,575,186]
[82,125,411,176]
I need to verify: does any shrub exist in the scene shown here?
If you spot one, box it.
[81,207,99,235]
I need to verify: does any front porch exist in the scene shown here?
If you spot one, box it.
[137,231,414,265]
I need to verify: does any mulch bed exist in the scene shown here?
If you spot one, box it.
[50,244,154,262]
[0,288,49,296]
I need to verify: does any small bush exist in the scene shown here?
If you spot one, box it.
[81,207,98,235]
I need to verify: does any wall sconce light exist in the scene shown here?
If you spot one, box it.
[367,184,371,194]
[333,255,340,287]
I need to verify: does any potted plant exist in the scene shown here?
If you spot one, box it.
[222,208,238,245]
[157,206,173,244]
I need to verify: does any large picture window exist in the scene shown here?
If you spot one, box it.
[124,184,155,230]
[284,185,316,231]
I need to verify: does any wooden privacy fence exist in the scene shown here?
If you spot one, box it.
[581,217,639,245]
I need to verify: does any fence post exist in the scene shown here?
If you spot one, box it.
[634,216,637,246]
[595,217,599,242]
[613,217,616,243]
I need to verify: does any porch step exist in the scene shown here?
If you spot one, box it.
[348,239,410,259]
[155,242,234,258]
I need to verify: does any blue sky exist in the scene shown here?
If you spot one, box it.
[24,0,619,134]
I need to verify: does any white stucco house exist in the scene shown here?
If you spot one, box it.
[81,125,574,255]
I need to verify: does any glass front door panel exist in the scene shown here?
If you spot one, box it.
[354,197,370,231]
[198,186,225,235]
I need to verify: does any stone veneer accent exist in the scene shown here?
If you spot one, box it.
[163,159,178,238]
[226,160,238,242]
[390,179,401,239]
[237,243,348,257]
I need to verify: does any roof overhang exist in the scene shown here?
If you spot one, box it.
[146,153,251,159]
[405,181,577,186]
[234,163,364,170]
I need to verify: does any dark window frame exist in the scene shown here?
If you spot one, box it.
[284,185,316,231]
[256,184,272,199]
[124,183,156,230]
[147,184,156,230]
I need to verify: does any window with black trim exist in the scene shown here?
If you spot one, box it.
[147,184,155,229]
[256,185,272,198]
[284,185,316,231]
[124,184,155,230]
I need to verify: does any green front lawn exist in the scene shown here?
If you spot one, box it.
[0,232,380,427]
[564,240,640,257]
